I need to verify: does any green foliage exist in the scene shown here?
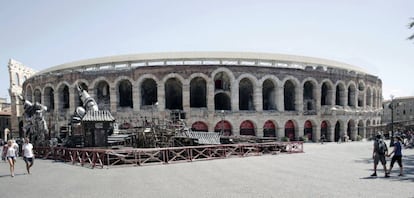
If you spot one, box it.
[356,135,363,141]
[281,136,290,142]
[299,135,309,142]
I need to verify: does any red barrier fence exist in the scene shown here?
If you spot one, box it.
[34,141,303,169]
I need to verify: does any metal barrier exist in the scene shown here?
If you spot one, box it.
[34,141,303,169]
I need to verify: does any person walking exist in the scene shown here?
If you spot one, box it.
[387,136,403,176]
[22,137,34,174]
[371,134,389,177]
[6,140,17,177]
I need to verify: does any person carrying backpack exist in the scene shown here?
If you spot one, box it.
[371,133,389,177]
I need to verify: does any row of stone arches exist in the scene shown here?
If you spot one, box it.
[24,68,381,113]
[188,119,380,141]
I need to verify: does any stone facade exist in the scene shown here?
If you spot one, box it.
[13,52,382,142]
[382,96,414,131]
[7,59,37,138]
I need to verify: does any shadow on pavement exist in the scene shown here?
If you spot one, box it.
[355,150,414,182]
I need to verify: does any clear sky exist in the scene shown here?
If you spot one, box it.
[0,0,413,102]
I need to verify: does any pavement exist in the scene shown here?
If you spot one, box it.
[0,141,413,198]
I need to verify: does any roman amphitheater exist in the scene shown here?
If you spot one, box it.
[9,52,382,142]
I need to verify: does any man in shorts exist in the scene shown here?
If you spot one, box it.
[371,134,389,177]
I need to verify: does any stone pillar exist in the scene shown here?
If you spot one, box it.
[328,89,335,105]
[350,122,358,141]
[182,83,190,113]
[328,125,335,142]
[313,124,321,142]
[277,126,284,138]
[110,85,117,113]
[207,80,215,111]
[232,82,239,111]
[276,86,284,112]
[296,125,304,141]
[296,86,303,113]
[133,83,140,112]
[157,83,165,113]
[255,85,263,112]
[315,87,321,113]
[69,86,76,115]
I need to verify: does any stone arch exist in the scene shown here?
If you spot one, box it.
[191,121,208,132]
[260,76,280,111]
[34,88,42,103]
[358,120,365,139]
[357,81,365,107]
[304,120,314,140]
[335,81,346,106]
[213,68,234,110]
[190,76,207,108]
[43,85,55,111]
[140,78,158,107]
[57,82,70,110]
[347,82,357,108]
[320,120,330,141]
[93,79,111,110]
[25,84,33,101]
[334,120,345,142]
[321,80,334,106]
[238,76,255,111]
[285,120,296,141]
[240,120,256,136]
[164,77,183,110]
[116,78,133,108]
[366,86,372,107]
[263,120,277,137]
[302,78,318,111]
[347,119,356,141]
[14,72,20,85]
[214,120,232,136]
[282,77,300,111]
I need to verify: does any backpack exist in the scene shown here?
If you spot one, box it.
[377,139,387,155]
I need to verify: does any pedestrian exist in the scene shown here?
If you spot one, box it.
[22,137,34,174]
[371,133,389,177]
[6,140,17,177]
[387,136,403,176]
[320,134,326,144]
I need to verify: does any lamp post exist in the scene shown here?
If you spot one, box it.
[389,95,395,147]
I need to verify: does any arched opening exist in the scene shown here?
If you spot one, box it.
[59,85,70,110]
[34,89,41,104]
[239,78,254,110]
[95,81,110,110]
[44,87,54,111]
[141,79,157,106]
[214,93,231,110]
[303,81,315,111]
[348,84,356,107]
[366,88,372,107]
[14,73,20,85]
[26,86,33,102]
[214,120,232,136]
[285,120,295,141]
[165,78,183,110]
[118,80,133,108]
[190,77,207,108]
[334,121,341,142]
[263,120,276,137]
[335,84,345,106]
[321,82,333,106]
[191,121,208,132]
[262,79,276,110]
[358,120,364,139]
[240,120,255,136]
[321,121,328,141]
[284,80,295,111]
[304,120,313,140]
[347,120,355,140]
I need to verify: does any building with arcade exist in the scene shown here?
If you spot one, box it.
[8,52,383,142]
